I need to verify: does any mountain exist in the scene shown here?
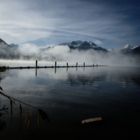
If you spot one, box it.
[0,38,9,46]
[0,38,11,58]
[60,41,108,52]
[121,44,140,55]
[0,38,9,50]
[0,38,19,59]
[1,37,140,61]
[132,46,140,54]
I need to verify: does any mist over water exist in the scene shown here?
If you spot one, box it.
[18,44,140,67]
[0,43,139,67]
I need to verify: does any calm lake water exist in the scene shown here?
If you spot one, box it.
[0,66,140,138]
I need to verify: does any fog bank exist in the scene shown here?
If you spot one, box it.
[0,43,139,67]
[17,43,139,67]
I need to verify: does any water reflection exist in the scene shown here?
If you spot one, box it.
[35,68,38,77]
[0,88,50,135]
[0,105,7,131]
[0,67,140,137]
[67,73,106,86]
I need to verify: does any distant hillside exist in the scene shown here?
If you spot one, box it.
[60,40,108,52]
[120,44,140,55]
[0,38,140,61]
[0,38,19,59]
[0,38,9,46]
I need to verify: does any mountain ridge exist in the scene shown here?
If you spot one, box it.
[0,38,140,60]
[120,44,140,55]
[59,40,108,52]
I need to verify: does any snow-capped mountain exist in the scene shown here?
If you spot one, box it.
[0,39,109,59]
[131,45,140,54]
[60,40,108,52]
[0,38,140,61]
[121,44,140,55]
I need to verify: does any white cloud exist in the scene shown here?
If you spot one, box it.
[19,43,40,56]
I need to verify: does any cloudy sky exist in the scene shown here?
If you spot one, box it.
[0,0,140,48]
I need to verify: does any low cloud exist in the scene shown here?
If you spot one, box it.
[16,43,139,67]
[19,43,40,56]
[0,39,139,67]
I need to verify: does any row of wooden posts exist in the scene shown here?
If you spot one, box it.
[35,60,98,68]
[0,60,101,70]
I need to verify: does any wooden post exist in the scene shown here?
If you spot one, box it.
[36,60,38,68]
[76,62,78,67]
[83,62,85,67]
[66,62,69,67]
[55,61,57,68]
[66,62,69,71]
[54,61,57,73]
[76,62,78,71]
[83,62,85,71]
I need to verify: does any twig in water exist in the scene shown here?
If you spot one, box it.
[0,90,50,122]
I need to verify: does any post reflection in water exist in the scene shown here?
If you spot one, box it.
[0,66,140,137]
[54,67,57,74]
[35,68,38,77]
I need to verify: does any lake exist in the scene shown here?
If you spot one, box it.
[0,65,140,138]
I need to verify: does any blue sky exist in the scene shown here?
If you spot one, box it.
[0,0,140,48]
